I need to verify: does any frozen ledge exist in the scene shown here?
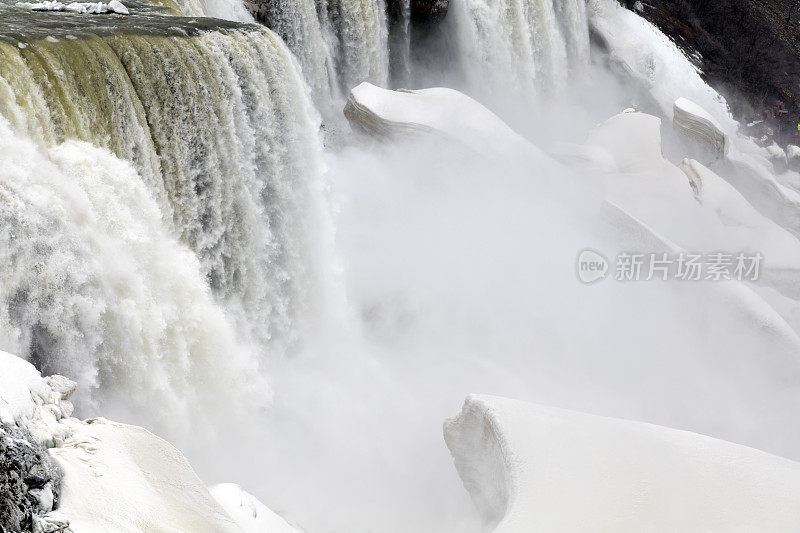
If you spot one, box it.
[15,0,129,15]
[344,83,536,159]
[444,395,800,532]
[673,97,729,162]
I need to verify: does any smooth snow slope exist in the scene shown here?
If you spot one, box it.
[0,348,299,533]
[445,395,800,532]
[211,483,299,533]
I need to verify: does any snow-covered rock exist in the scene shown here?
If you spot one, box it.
[0,423,64,533]
[344,83,535,158]
[210,484,300,533]
[50,419,240,533]
[445,395,800,532]
[14,0,129,14]
[673,97,729,163]
[585,110,800,278]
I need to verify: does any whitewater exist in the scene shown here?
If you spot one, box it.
[2,0,800,531]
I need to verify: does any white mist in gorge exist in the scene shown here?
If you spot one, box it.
[2,0,800,531]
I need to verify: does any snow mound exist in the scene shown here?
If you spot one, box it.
[50,419,240,533]
[15,0,129,14]
[344,83,535,157]
[0,349,294,533]
[210,483,300,533]
[585,110,800,277]
[673,97,729,162]
[445,395,800,532]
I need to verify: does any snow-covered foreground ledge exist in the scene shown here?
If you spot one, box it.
[445,395,800,532]
[0,350,296,533]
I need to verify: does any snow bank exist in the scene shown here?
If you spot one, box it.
[0,349,293,533]
[673,97,729,162]
[344,82,535,158]
[51,419,240,533]
[210,483,300,533]
[585,110,800,274]
[445,395,800,532]
[15,0,129,14]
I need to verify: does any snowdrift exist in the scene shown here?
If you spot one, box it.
[445,395,800,532]
[15,0,129,14]
[211,484,299,533]
[0,349,288,533]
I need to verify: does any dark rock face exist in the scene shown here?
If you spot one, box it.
[385,0,449,26]
[621,0,800,146]
[384,0,451,87]
[0,424,62,533]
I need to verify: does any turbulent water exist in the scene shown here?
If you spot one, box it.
[0,15,332,422]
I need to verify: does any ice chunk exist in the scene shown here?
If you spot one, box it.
[673,97,730,162]
[344,82,536,159]
[445,395,800,532]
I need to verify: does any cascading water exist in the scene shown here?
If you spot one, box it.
[448,0,589,98]
[0,115,266,433]
[0,10,333,424]
[245,0,390,116]
[329,0,390,91]
[249,0,341,105]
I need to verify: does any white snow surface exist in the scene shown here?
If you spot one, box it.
[15,0,129,14]
[210,483,300,533]
[345,82,536,159]
[585,110,800,273]
[445,394,800,532]
[51,419,240,533]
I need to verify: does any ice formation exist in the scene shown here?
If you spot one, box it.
[14,0,128,13]
[445,395,800,532]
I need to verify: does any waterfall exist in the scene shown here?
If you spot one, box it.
[250,0,341,105]
[246,0,389,114]
[0,114,267,432]
[390,0,412,87]
[554,0,590,67]
[329,0,390,91]
[449,0,589,97]
[0,23,332,402]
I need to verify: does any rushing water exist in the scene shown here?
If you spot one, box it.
[0,17,331,419]
[448,0,589,98]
